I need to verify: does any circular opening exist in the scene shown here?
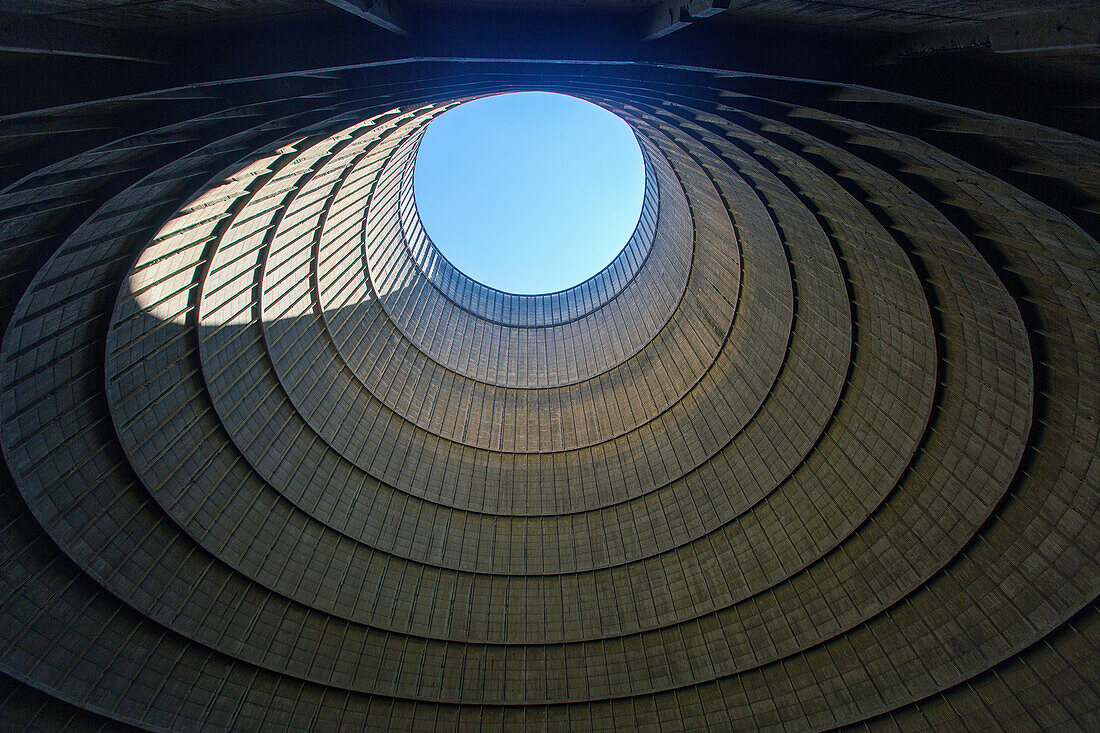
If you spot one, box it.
[413,91,645,294]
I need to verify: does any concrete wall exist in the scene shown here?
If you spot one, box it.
[0,62,1097,730]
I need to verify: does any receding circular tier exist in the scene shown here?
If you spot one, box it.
[0,64,1095,731]
[399,103,660,330]
[410,92,647,297]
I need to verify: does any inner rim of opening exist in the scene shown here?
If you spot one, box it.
[412,91,646,295]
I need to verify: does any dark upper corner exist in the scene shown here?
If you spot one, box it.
[0,1,1096,134]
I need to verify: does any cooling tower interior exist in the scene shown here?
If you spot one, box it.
[0,1,1098,730]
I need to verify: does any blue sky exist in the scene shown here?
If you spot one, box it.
[413,92,645,294]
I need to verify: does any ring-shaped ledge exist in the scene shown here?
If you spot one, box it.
[398,113,660,328]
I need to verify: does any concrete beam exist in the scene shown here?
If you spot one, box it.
[321,0,408,36]
[644,0,732,41]
[0,13,164,63]
[987,6,1099,54]
[893,5,1099,59]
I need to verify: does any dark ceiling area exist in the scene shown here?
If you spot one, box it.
[3,1,1097,114]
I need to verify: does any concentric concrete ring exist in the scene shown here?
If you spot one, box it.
[0,62,1096,730]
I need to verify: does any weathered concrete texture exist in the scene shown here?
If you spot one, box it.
[0,63,1097,731]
